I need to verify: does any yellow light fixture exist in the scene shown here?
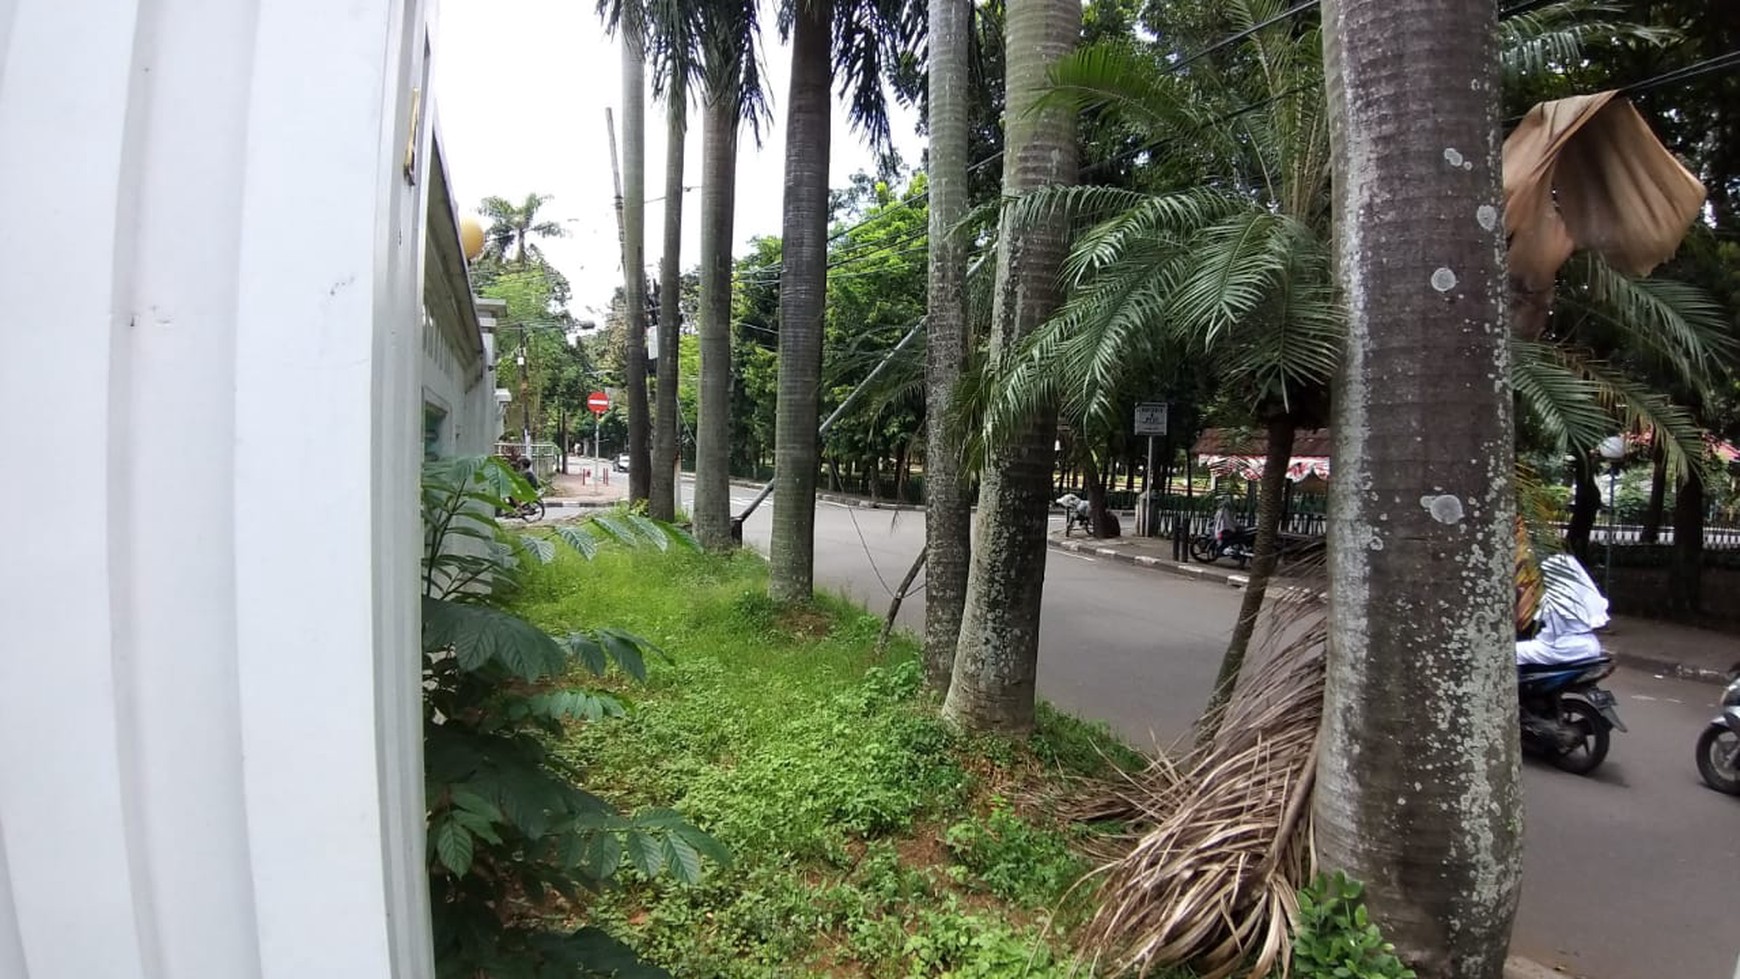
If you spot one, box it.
[460,216,485,262]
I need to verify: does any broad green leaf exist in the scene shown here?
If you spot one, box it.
[595,629,648,681]
[565,633,609,676]
[422,597,565,680]
[627,513,671,551]
[625,830,662,878]
[435,818,474,877]
[589,513,639,547]
[450,809,502,845]
[662,834,702,884]
[450,787,503,822]
[675,824,732,867]
[554,524,601,560]
[516,533,556,564]
[585,830,623,882]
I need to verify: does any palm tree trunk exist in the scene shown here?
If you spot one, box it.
[621,14,652,506]
[1198,415,1294,739]
[1566,454,1600,567]
[1082,446,1112,538]
[922,0,973,691]
[769,0,833,602]
[694,89,739,550]
[649,87,686,523]
[1316,2,1521,976]
[1670,472,1704,613]
[1640,442,1667,543]
[942,0,1078,735]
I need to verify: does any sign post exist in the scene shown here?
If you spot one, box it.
[588,391,609,482]
[1134,403,1169,536]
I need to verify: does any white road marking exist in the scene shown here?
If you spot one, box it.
[1056,550,1097,562]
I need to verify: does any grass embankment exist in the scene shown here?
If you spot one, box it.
[511,546,1144,979]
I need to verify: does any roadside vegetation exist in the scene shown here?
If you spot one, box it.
[509,543,1143,978]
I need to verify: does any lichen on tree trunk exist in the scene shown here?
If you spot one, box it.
[1315,2,1522,976]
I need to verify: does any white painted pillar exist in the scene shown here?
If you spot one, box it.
[0,1,435,977]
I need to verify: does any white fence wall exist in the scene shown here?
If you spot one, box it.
[0,1,435,976]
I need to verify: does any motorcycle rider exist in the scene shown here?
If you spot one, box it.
[1516,553,1609,666]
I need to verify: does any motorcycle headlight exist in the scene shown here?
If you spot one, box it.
[1722,678,1740,708]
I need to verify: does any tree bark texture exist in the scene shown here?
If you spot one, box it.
[622,16,652,505]
[1316,3,1522,977]
[1199,416,1295,739]
[1670,472,1704,613]
[694,91,740,550]
[942,0,1078,735]
[650,89,686,523]
[922,0,974,689]
[769,0,834,602]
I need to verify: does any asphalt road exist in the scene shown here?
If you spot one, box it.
[685,482,1738,979]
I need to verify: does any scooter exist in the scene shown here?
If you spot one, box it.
[1190,525,1257,567]
[1518,655,1626,775]
[1694,663,1740,794]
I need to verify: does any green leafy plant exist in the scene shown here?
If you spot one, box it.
[1291,872,1416,979]
[420,455,724,978]
[943,797,1083,908]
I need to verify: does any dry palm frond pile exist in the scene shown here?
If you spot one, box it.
[1074,579,1328,979]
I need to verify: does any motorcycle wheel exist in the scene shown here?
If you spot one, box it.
[1695,724,1740,795]
[1189,538,1218,563]
[1547,698,1610,775]
[519,500,546,522]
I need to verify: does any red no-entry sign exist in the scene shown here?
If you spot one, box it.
[587,391,609,415]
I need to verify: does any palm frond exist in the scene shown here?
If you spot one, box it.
[1499,0,1678,85]
[1557,253,1735,401]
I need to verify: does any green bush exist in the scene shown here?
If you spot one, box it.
[1291,872,1416,979]
[418,456,724,979]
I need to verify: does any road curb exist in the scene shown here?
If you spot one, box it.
[1605,650,1730,686]
[816,492,924,512]
[542,499,620,510]
[1049,537,1250,589]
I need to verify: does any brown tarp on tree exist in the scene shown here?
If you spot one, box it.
[1503,91,1706,338]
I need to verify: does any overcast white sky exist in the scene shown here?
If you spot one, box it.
[431,0,925,324]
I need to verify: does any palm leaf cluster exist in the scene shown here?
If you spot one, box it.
[981,0,1728,547]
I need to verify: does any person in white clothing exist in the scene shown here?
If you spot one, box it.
[1516,553,1610,666]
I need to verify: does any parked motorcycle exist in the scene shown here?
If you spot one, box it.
[1518,655,1626,775]
[1694,663,1740,795]
[1190,525,1256,567]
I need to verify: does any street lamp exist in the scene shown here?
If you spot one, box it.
[1598,435,1626,594]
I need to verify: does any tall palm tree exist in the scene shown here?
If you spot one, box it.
[649,26,695,522]
[1315,3,1520,975]
[479,193,566,265]
[941,0,1079,735]
[768,0,835,600]
[922,0,973,688]
[768,0,924,601]
[614,3,653,504]
[693,0,769,550]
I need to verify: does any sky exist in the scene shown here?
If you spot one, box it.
[431,0,926,326]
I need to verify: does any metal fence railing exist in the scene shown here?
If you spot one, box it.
[493,441,561,482]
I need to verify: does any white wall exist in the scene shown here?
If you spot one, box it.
[0,1,435,976]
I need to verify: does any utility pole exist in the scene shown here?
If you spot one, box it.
[518,324,531,456]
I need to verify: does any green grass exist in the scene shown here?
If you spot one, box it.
[508,545,1140,978]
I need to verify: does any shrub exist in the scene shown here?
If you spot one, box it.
[419,456,724,978]
[1291,872,1416,979]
